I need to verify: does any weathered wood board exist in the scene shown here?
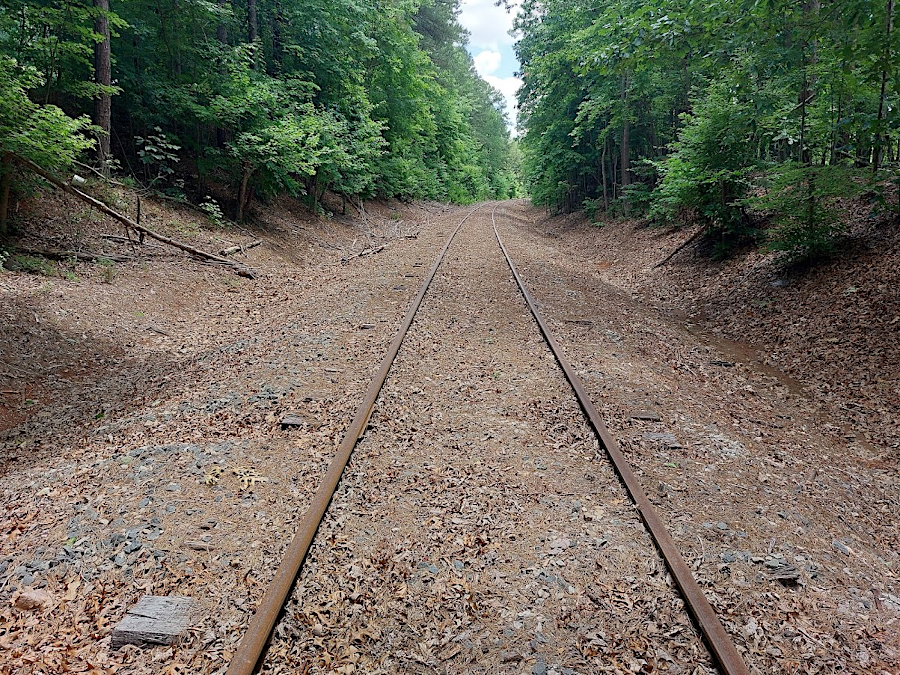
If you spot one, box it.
[111,595,196,649]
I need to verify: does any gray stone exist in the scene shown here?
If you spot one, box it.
[532,657,548,675]
[833,540,851,554]
[165,483,181,492]
[453,560,465,570]
[644,432,681,448]
[717,522,729,531]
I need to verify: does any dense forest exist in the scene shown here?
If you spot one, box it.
[0,0,519,231]
[515,0,900,258]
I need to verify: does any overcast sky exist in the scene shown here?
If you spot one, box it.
[458,0,522,132]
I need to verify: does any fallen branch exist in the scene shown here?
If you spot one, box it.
[341,244,385,264]
[101,234,166,250]
[11,154,257,279]
[17,247,134,263]
[653,225,709,268]
[219,240,262,256]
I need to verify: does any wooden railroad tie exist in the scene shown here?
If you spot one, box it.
[111,595,196,649]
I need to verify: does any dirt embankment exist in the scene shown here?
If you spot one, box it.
[523,206,900,456]
[0,186,431,436]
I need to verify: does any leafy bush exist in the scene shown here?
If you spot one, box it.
[650,79,761,246]
[0,57,95,170]
[199,197,226,226]
[747,163,866,261]
[583,197,604,223]
[10,254,55,276]
[136,127,182,188]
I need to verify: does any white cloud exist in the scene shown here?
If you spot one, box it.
[460,2,523,133]
[473,50,502,77]
[459,0,520,51]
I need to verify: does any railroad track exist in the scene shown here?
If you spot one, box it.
[226,203,750,675]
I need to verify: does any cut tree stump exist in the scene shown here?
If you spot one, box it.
[111,595,196,649]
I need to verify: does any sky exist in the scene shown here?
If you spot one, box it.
[458,0,523,132]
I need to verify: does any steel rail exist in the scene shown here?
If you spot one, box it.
[226,205,485,675]
[491,205,750,675]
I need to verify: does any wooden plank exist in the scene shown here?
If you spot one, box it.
[111,595,196,649]
[280,412,306,428]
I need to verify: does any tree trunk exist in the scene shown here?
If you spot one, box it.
[620,75,631,189]
[216,0,228,148]
[237,165,251,222]
[0,154,12,236]
[272,0,284,71]
[94,0,112,175]
[248,0,258,42]
[247,0,258,68]
[797,0,819,165]
[601,137,609,212]
[619,74,632,217]
[217,0,228,44]
[831,71,844,165]
[874,0,894,174]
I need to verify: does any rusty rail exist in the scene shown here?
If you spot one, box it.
[226,205,484,675]
[491,205,750,675]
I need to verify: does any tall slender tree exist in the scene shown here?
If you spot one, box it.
[93,0,112,173]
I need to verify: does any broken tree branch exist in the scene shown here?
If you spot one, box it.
[11,154,257,279]
[654,224,709,268]
[341,244,385,264]
[101,234,166,250]
[219,240,262,256]
[16,247,134,263]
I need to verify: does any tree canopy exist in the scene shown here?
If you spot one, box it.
[0,0,520,225]
[515,0,899,258]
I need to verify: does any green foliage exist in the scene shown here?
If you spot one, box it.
[199,197,225,226]
[649,76,769,244]
[1,0,516,221]
[749,164,866,261]
[10,253,56,276]
[0,57,94,171]
[515,0,900,260]
[136,127,181,187]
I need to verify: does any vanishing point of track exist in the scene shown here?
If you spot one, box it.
[226,203,750,675]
